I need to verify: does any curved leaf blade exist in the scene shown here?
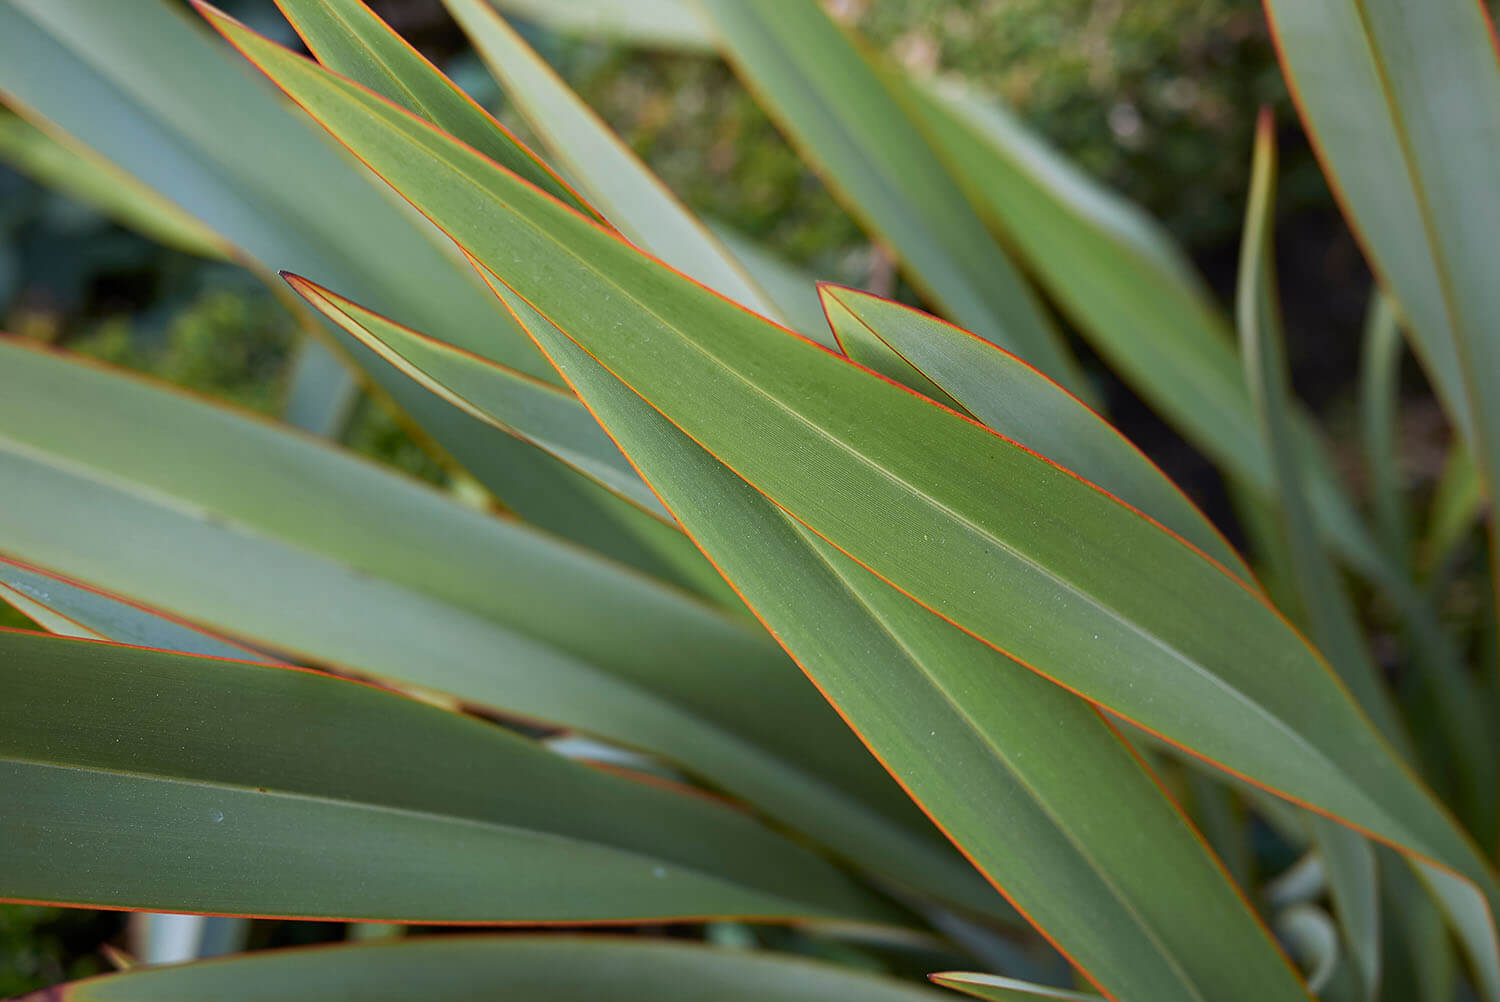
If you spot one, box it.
[0,630,894,924]
[486,279,1311,1002]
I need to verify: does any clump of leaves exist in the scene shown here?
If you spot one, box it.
[0,2,1496,1002]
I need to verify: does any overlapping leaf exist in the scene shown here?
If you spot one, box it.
[0,0,709,587]
[0,629,893,923]
[687,0,1086,394]
[0,555,275,661]
[435,0,781,321]
[481,275,1310,1002]
[0,336,993,924]
[817,287,1252,582]
[195,13,1500,955]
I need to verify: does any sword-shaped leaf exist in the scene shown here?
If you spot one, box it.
[193,15,1500,950]
[0,0,704,584]
[0,629,895,924]
[817,286,1252,581]
[271,0,596,218]
[478,276,1310,1002]
[1265,0,1500,569]
[686,0,1086,395]
[287,276,668,521]
[0,337,979,923]
[438,0,781,321]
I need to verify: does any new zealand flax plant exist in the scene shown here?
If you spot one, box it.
[1,1,1497,999]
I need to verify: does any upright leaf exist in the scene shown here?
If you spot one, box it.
[1264,0,1500,602]
[688,0,1087,394]
[1235,113,1409,757]
[272,0,596,218]
[0,630,894,924]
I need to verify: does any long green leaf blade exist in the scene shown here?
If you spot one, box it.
[818,286,1252,582]
[0,630,893,923]
[196,13,1500,926]
[286,275,668,521]
[0,0,704,584]
[895,76,1382,589]
[485,277,1312,1002]
[687,0,1086,394]
[0,337,979,923]
[440,0,780,321]
[0,555,274,661]
[1236,113,1410,756]
[0,112,227,259]
[1264,0,1500,603]
[26,935,950,1002]
[272,0,596,218]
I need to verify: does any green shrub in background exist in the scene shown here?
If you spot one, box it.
[0,1,1497,1001]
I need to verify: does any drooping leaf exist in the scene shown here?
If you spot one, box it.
[0,336,985,924]
[439,0,779,320]
[1265,0,1500,575]
[22,934,950,1002]
[687,0,1087,395]
[0,629,895,924]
